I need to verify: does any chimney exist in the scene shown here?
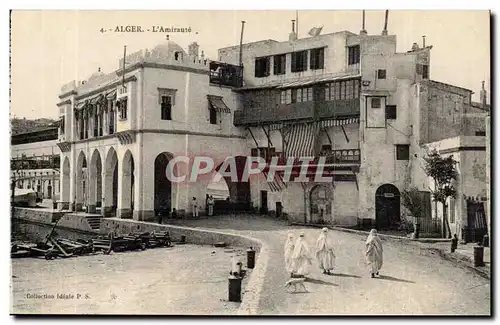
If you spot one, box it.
[422,35,426,48]
[382,10,389,36]
[481,81,487,108]
[239,21,245,66]
[289,20,297,42]
[360,10,367,35]
[188,42,199,59]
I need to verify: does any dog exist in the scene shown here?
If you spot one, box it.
[284,277,308,293]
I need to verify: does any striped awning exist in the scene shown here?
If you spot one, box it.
[269,123,285,131]
[284,122,319,158]
[319,117,359,128]
[208,95,231,113]
[262,171,287,192]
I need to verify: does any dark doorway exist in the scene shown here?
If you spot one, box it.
[465,201,488,243]
[214,156,252,213]
[375,184,401,230]
[276,202,283,218]
[112,164,118,214]
[154,152,172,216]
[260,190,268,214]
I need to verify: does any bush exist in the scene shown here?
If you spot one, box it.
[398,217,414,233]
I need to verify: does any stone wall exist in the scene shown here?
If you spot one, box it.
[12,207,64,224]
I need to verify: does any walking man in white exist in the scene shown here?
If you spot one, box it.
[315,227,336,275]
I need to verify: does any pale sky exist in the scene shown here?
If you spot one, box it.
[10,10,490,119]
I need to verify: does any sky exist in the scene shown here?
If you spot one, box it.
[10,10,490,119]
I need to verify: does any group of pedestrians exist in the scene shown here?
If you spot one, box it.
[284,228,384,279]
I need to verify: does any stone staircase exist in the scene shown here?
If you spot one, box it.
[85,215,103,231]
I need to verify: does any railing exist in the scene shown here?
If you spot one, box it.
[320,149,361,164]
[209,62,243,88]
[234,99,360,126]
[418,218,442,235]
[256,150,361,165]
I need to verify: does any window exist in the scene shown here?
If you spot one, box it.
[98,112,103,136]
[209,107,217,124]
[314,85,326,102]
[345,80,353,100]
[377,69,387,79]
[280,90,287,104]
[371,97,381,108]
[386,105,397,119]
[291,50,308,73]
[476,130,486,136]
[291,89,298,103]
[396,144,410,160]
[422,64,429,79]
[161,96,172,120]
[310,48,325,70]
[119,99,128,120]
[348,45,360,65]
[251,148,259,157]
[273,54,286,75]
[109,107,115,134]
[255,57,270,78]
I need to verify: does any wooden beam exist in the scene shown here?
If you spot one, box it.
[324,128,333,145]
[341,125,350,143]
[246,127,259,147]
[261,125,273,147]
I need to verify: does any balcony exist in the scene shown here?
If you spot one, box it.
[209,61,243,88]
[257,149,361,166]
[234,99,360,126]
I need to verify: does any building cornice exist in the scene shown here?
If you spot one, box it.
[56,99,72,107]
[439,146,486,155]
[58,90,77,100]
[74,75,138,101]
[116,61,210,78]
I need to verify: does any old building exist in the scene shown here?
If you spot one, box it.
[10,127,61,200]
[57,41,247,220]
[53,13,488,233]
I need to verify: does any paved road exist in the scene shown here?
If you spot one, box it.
[11,244,247,315]
[167,215,491,316]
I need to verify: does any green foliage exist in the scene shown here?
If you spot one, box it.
[423,149,458,204]
[401,186,426,219]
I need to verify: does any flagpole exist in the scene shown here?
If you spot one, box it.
[122,45,127,88]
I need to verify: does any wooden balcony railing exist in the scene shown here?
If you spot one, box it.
[258,149,361,166]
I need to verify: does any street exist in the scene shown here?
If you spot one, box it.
[167,215,491,315]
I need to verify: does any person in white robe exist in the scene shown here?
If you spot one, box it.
[315,227,336,275]
[284,233,295,277]
[291,233,312,277]
[365,229,383,278]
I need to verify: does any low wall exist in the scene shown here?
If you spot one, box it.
[100,218,267,315]
[58,213,96,232]
[12,207,64,224]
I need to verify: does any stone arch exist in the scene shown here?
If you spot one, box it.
[375,183,401,230]
[75,151,87,211]
[103,147,119,217]
[88,149,103,214]
[154,152,174,216]
[214,156,252,212]
[118,150,135,219]
[309,184,334,224]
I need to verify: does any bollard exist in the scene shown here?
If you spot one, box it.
[228,275,242,302]
[473,245,485,267]
[247,247,255,269]
[451,234,458,253]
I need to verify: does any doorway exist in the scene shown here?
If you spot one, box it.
[260,190,268,214]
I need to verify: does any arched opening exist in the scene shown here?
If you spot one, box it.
[214,156,251,213]
[75,151,87,211]
[207,171,230,215]
[103,147,118,217]
[375,184,401,230]
[155,152,173,216]
[89,149,102,214]
[120,150,135,219]
[309,184,333,224]
[61,157,70,207]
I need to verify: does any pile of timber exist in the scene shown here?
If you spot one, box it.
[11,229,173,260]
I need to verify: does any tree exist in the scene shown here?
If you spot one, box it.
[401,186,426,238]
[423,149,458,238]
